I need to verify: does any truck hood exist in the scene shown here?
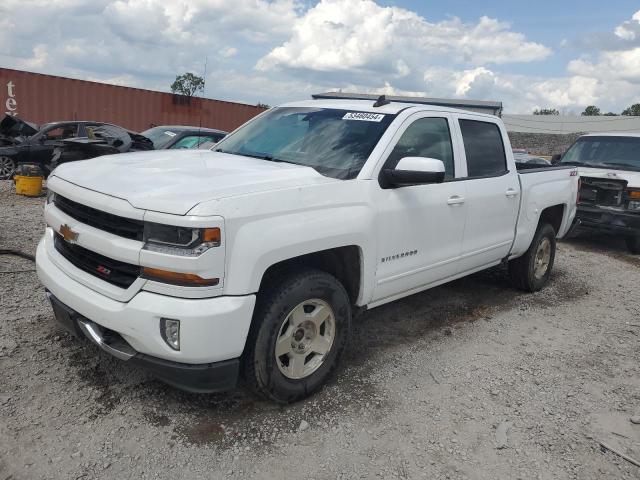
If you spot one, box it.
[52,150,337,215]
[577,166,640,188]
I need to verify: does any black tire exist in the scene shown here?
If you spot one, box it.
[509,223,557,292]
[625,236,640,254]
[242,269,352,403]
[0,156,15,180]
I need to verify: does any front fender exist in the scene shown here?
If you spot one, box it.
[222,204,375,305]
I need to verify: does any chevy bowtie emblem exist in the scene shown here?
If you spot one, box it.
[59,224,79,243]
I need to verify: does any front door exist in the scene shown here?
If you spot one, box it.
[373,113,468,302]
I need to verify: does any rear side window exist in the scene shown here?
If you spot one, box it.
[385,117,455,179]
[459,119,507,177]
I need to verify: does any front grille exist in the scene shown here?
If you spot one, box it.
[54,234,140,289]
[578,177,626,207]
[55,195,144,241]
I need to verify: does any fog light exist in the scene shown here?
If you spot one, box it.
[160,318,180,351]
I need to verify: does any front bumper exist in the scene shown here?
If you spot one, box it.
[48,292,240,392]
[37,238,256,385]
[573,205,640,236]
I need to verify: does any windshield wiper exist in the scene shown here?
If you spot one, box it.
[560,160,615,169]
[243,153,276,161]
[214,148,237,155]
[215,148,301,166]
[599,162,640,170]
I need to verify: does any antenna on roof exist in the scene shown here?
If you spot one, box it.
[197,56,208,147]
[373,95,390,107]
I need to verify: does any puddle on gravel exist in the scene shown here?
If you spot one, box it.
[171,376,387,448]
[174,376,389,446]
[69,349,122,418]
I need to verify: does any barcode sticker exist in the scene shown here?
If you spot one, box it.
[343,112,385,122]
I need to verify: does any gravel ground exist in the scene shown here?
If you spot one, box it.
[1,179,639,480]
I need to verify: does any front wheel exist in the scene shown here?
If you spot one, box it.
[509,223,557,292]
[625,235,640,254]
[242,269,352,403]
[0,156,16,180]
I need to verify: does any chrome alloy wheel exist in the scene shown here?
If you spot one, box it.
[534,237,551,279]
[275,299,336,380]
[0,156,15,180]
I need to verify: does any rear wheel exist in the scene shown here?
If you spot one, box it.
[625,235,640,254]
[509,223,556,292]
[0,156,15,180]
[243,269,351,403]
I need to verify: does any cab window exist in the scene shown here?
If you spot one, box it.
[385,117,454,179]
[459,119,507,177]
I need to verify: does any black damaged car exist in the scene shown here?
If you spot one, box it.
[0,115,153,179]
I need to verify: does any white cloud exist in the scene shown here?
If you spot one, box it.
[221,47,238,58]
[103,0,301,45]
[257,0,550,73]
[566,11,640,88]
[568,48,640,83]
[614,10,640,40]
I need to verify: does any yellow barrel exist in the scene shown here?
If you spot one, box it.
[15,175,43,197]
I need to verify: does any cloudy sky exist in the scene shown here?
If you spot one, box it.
[1,0,639,113]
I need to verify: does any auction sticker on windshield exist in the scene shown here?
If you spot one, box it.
[343,112,386,122]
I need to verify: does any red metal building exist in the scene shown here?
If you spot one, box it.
[0,67,266,133]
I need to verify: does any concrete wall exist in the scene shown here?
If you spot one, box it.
[507,131,584,156]
[503,114,640,134]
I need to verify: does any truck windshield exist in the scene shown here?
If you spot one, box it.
[561,136,640,171]
[214,107,396,179]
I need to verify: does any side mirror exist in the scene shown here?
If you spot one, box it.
[380,157,445,189]
[551,153,562,165]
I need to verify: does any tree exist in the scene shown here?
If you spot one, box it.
[604,112,617,116]
[622,103,640,116]
[256,102,270,109]
[581,105,601,116]
[170,72,205,97]
[533,108,560,116]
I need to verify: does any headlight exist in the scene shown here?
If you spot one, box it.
[143,223,221,256]
[628,200,640,211]
[46,190,56,204]
[627,190,640,211]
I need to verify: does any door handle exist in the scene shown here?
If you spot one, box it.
[506,188,519,198]
[447,195,466,206]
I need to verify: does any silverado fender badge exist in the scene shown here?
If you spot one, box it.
[59,224,79,244]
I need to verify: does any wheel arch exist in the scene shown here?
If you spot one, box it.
[538,204,565,234]
[257,245,364,306]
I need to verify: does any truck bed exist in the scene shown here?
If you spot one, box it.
[508,164,579,258]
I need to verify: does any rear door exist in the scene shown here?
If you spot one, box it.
[372,112,468,302]
[454,116,520,272]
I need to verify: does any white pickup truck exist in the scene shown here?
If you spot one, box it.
[36,98,578,402]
